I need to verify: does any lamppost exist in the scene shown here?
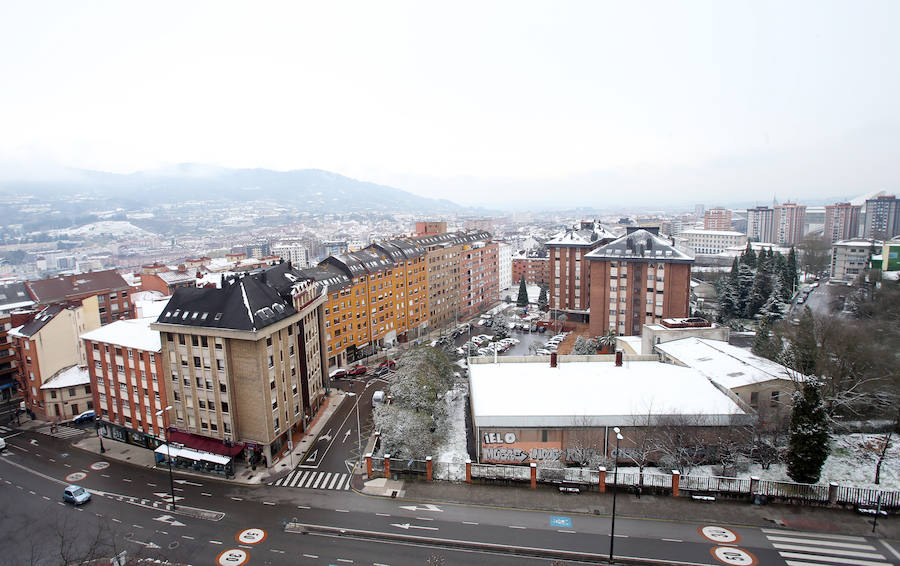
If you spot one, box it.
[95,421,105,454]
[156,406,176,510]
[609,427,623,564]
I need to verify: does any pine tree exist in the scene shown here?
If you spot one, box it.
[736,263,754,317]
[787,247,799,293]
[787,380,830,484]
[752,317,781,359]
[746,255,773,318]
[741,242,757,268]
[538,285,548,310]
[516,277,529,307]
[572,335,597,355]
[788,306,817,375]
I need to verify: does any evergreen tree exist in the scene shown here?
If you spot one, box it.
[788,306,817,375]
[538,285,548,310]
[774,252,793,301]
[787,380,830,484]
[746,254,773,318]
[736,263,755,316]
[741,241,757,268]
[516,277,529,307]
[572,335,598,355]
[787,247,799,293]
[752,317,781,359]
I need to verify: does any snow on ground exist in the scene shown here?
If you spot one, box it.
[434,380,469,481]
[526,283,542,304]
[60,221,154,238]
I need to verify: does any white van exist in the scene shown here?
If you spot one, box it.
[372,391,386,407]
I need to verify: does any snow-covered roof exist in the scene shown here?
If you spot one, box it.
[469,359,747,428]
[40,365,90,390]
[81,317,161,352]
[585,229,694,262]
[655,337,795,389]
[680,229,747,237]
[546,222,615,247]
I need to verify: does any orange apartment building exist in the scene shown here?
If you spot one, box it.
[511,256,550,286]
[82,317,169,448]
[546,221,616,322]
[587,227,694,337]
[459,241,499,319]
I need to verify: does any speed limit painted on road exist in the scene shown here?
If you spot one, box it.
[65,471,87,482]
[236,527,267,544]
[700,525,740,544]
[90,461,109,471]
[710,546,757,565]
[216,548,249,566]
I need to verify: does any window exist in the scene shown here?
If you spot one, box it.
[750,391,759,407]
[50,391,57,399]
[221,401,229,413]
[771,391,780,406]
[68,388,76,397]
[84,385,91,394]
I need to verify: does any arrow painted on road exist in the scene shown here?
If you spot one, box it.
[125,537,161,549]
[342,429,351,443]
[152,514,186,527]
[399,504,443,512]
[391,523,439,531]
[153,492,184,502]
[318,429,333,442]
[306,449,319,462]
[172,479,203,486]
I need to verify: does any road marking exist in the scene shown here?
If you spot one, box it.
[202,492,212,497]
[209,540,223,544]
[174,487,184,492]
[390,523,439,531]
[328,473,342,489]
[701,525,739,544]
[399,504,443,512]
[768,536,875,550]
[462,521,479,525]
[270,549,285,554]
[121,478,132,482]
[173,479,203,486]
[416,517,434,521]
[336,509,349,513]
[549,516,572,528]
[132,524,144,528]
[663,538,683,542]
[376,513,391,517]
[614,534,629,538]
[147,482,156,486]
[29,490,35,494]
[557,529,576,534]
[297,505,311,510]
[762,529,866,542]
[237,528,267,544]
[374,563,390,566]
[302,554,318,559]
[153,514,186,527]
[881,540,900,561]
[42,496,50,500]
[337,559,353,563]
[263,501,276,506]
[112,518,122,523]
[182,535,195,540]
[230,497,243,501]
[509,525,526,529]
[773,544,885,559]
[101,474,111,478]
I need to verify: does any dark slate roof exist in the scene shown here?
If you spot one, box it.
[297,264,352,293]
[547,221,616,247]
[411,230,492,248]
[382,239,426,259]
[349,249,393,273]
[27,269,129,304]
[0,282,34,312]
[585,229,694,263]
[11,304,64,338]
[157,264,304,332]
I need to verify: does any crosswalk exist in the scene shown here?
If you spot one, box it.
[0,425,13,435]
[35,424,84,439]
[762,528,896,566]
[271,469,352,490]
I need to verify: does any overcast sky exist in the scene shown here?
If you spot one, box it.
[1,1,898,208]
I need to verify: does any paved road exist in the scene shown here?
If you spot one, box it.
[3,411,898,566]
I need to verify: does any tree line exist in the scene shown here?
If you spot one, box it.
[717,243,799,322]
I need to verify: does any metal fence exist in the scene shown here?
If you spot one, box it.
[471,463,531,482]
[836,485,900,508]
[681,475,751,494]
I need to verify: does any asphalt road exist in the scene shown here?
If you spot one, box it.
[2,412,898,566]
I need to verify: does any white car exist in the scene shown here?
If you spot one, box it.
[535,349,551,356]
[545,344,558,352]
[0,437,6,451]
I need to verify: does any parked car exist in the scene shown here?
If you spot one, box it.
[537,326,547,333]
[372,390,386,407]
[372,366,390,377]
[348,365,368,376]
[62,485,91,505]
[535,349,551,355]
[0,437,6,451]
[73,410,95,424]
[378,359,397,369]
[329,368,349,379]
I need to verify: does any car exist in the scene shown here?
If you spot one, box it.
[62,485,91,505]
[372,366,390,377]
[537,326,547,333]
[72,410,95,424]
[378,359,397,369]
[329,368,349,379]
[535,349,551,355]
[348,365,368,376]
[0,437,6,451]
[372,391,386,406]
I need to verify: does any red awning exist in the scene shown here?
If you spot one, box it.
[166,428,244,457]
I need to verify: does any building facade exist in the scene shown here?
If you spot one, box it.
[586,228,694,337]
[746,206,775,243]
[0,283,34,402]
[830,240,878,284]
[38,365,93,421]
[823,202,861,243]
[511,257,550,287]
[546,221,616,322]
[459,241,499,319]
[151,263,328,467]
[26,269,132,325]
[679,229,748,255]
[703,208,733,231]
[497,242,513,293]
[773,203,807,246]
[864,195,899,240]
[272,242,311,268]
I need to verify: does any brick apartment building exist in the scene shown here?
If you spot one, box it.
[26,269,132,325]
[0,283,34,402]
[746,206,775,243]
[864,195,900,239]
[10,297,101,417]
[459,241,499,319]
[773,203,807,246]
[587,227,694,337]
[82,317,169,449]
[512,256,550,287]
[823,202,861,243]
[151,263,328,467]
[703,208,733,231]
[546,221,616,322]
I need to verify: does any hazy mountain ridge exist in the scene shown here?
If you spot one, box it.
[0,165,462,213]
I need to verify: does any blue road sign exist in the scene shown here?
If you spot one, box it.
[550,516,572,528]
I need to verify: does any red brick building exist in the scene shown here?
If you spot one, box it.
[587,228,694,337]
[703,208,733,231]
[26,269,132,325]
[512,257,550,286]
[547,221,616,322]
[460,242,499,319]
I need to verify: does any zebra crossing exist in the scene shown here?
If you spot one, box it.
[35,424,84,439]
[271,469,352,490]
[762,528,896,566]
[0,425,13,435]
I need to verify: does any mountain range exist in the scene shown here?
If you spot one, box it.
[0,164,462,214]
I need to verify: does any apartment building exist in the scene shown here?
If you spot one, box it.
[366,239,428,341]
[272,242,311,268]
[703,208,733,231]
[460,241,499,319]
[512,256,550,286]
[26,269,132,325]
[823,202,861,243]
[0,283,34,402]
[547,221,616,322]
[746,206,775,243]
[679,229,748,255]
[863,195,899,239]
[497,242,512,293]
[773,203,806,246]
[587,228,694,337]
[10,297,101,417]
[830,240,878,284]
[82,317,168,449]
[151,262,328,468]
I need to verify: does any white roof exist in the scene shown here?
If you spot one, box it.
[81,317,161,352]
[680,229,746,237]
[469,360,747,428]
[41,365,90,389]
[655,337,795,389]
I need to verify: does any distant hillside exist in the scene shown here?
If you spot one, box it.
[0,164,462,213]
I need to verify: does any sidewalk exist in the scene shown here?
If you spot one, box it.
[70,389,350,485]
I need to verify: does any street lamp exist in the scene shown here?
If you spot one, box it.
[156,406,176,510]
[609,427,624,564]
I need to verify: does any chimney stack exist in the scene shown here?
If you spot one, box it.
[615,350,623,367]
[550,352,557,368]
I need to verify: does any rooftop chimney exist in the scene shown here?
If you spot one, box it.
[550,352,557,368]
[615,350,623,367]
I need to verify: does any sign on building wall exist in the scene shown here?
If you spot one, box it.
[480,430,605,465]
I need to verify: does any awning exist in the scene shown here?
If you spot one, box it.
[166,428,244,457]
[155,444,230,466]
[0,381,15,391]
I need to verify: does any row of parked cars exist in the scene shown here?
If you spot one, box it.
[329,359,397,379]
[458,335,521,357]
[534,332,571,356]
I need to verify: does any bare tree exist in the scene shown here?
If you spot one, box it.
[652,413,710,475]
[566,415,608,468]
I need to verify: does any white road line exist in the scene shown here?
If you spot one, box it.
[284,470,299,486]
[880,540,900,561]
[328,474,342,489]
[29,490,35,494]
[779,553,889,566]
[763,529,867,542]
[182,535,195,540]
[509,525,526,529]
[201,492,212,497]
[614,534,629,538]
[663,538,683,543]
[270,549,286,554]
[769,536,875,550]
[42,496,50,500]
[174,487,184,492]
[462,521,478,525]
[230,497,243,501]
[297,505,311,510]
[238,544,252,549]
[121,478,132,482]
[147,482,156,486]
[337,560,353,564]
[263,501,276,506]
[316,473,331,489]
[335,509,349,513]
[376,513,391,517]
[773,544,885,559]
[293,471,309,487]
[373,563,390,566]
[302,472,317,488]
[416,517,434,521]
[101,474,110,478]
[303,554,318,559]
[558,529,576,534]
[112,518,122,523]
[132,524,144,528]
[209,540,223,545]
